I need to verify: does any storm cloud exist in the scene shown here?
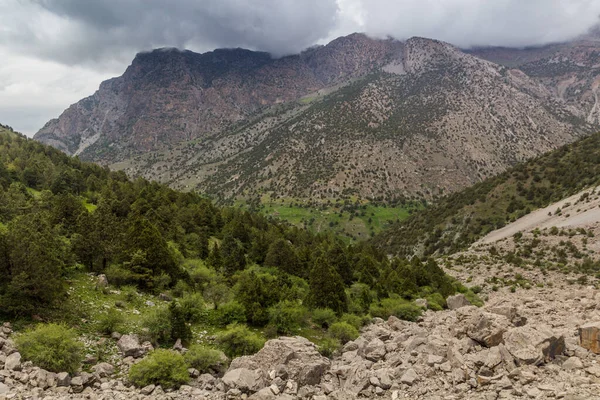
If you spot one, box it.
[1,0,600,135]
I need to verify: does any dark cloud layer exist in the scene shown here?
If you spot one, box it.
[16,0,339,67]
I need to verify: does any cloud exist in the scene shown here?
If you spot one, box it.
[1,0,600,135]
[353,0,600,48]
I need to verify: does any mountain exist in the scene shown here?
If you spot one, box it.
[35,34,402,158]
[35,34,598,203]
[372,130,600,257]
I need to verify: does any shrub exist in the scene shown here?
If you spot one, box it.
[184,345,227,374]
[179,292,206,323]
[129,349,188,389]
[312,308,337,329]
[268,301,309,334]
[370,297,422,322]
[216,301,246,327]
[425,292,445,311]
[105,265,138,287]
[217,324,265,358]
[96,309,125,335]
[141,307,172,345]
[340,313,367,330]
[318,337,341,358]
[328,322,359,344]
[16,323,84,374]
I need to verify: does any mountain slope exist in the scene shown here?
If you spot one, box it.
[35,34,598,204]
[372,130,600,257]
[35,34,402,159]
[113,37,595,202]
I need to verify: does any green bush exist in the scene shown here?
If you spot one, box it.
[216,301,246,326]
[179,292,206,323]
[217,324,265,358]
[425,292,445,311]
[184,345,227,374]
[16,323,84,374]
[105,265,138,287]
[328,322,359,344]
[141,307,172,345]
[340,313,368,330]
[312,308,337,329]
[318,337,341,358]
[268,301,308,334]
[370,297,422,322]
[96,309,125,335]
[129,349,189,389]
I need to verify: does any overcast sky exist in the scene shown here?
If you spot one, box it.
[1,0,599,136]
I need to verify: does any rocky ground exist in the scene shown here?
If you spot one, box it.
[2,275,600,400]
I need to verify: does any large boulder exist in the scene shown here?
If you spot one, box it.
[455,307,509,347]
[222,368,265,393]
[485,299,527,327]
[96,274,109,289]
[503,325,565,365]
[4,352,21,371]
[116,334,146,358]
[447,294,471,310]
[228,337,330,389]
[579,321,600,354]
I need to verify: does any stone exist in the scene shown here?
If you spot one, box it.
[579,321,600,354]
[4,353,20,371]
[158,293,172,301]
[0,382,8,395]
[447,294,471,310]
[228,336,329,388]
[427,354,444,366]
[562,356,584,370]
[140,384,155,395]
[188,368,200,378]
[504,325,565,365]
[362,338,386,361]
[222,368,264,393]
[173,338,184,351]
[91,362,115,378]
[400,368,418,385]
[455,307,509,347]
[415,298,428,309]
[96,274,108,289]
[117,335,146,358]
[56,372,71,387]
[111,331,122,340]
[249,387,276,400]
[485,299,527,327]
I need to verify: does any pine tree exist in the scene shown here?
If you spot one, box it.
[308,256,348,315]
[221,234,246,276]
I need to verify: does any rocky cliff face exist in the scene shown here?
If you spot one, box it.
[35,34,403,159]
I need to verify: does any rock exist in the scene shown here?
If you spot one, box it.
[96,274,108,289]
[158,293,172,301]
[485,299,527,327]
[447,294,471,310]
[400,368,418,385]
[415,298,428,308]
[362,338,386,361]
[188,368,200,378]
[91,362,114,377]
[4,352,20,371]
[0,382,8,395]
[249,387,276,400]
[579,321,600,354]
[173,338,184,351]
[140,384,155,395]
[428,354,444,365]
[222,368,264,393]
[56,372,71,387]
[455,307,509,347]
[562,356,583,370]
[145,300,155,307]
[111,331,122,340]
[228,336,329,388]
[504,325,565,365]
[117,334,146,358]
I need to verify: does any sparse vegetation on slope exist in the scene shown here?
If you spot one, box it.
[373,131,600,257]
